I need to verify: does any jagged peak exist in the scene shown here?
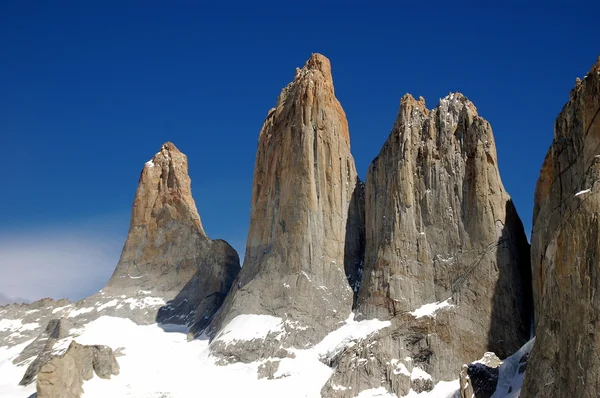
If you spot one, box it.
[589,55,600,76]
[293,53,333,82]
[573,56,600,90]
[132,142,204,235]
[145,141,184,169]
[398,92,477,116]
[400,93,427,110]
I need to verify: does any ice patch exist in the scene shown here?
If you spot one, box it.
[409,298,454,319]
[145,160,154,168]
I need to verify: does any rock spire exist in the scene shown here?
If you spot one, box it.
[104,142,240,328]
[209,54,365,359]
[324,92,532,396]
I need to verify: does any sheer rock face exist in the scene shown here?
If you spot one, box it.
[209,54,365,358]
[103,142,240,328]
[328,93,531,396]
[523,59,600,397]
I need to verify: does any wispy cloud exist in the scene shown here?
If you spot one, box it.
[0,216,127,303]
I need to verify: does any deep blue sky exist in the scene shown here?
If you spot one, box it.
[1,1,598,302]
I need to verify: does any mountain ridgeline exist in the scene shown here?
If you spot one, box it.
[1,54,599,398]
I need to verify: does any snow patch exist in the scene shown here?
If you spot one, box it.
[399,380,459,397]
[357,387,398,397]
[68,307,95,318]
[52,305,72,314]
[409,298,454,319]
[410,366,432,381]
[97,299,119,311]
[214,315,285,344]
[115,297,165,310]
[575,188,591,197]
[313,313,390,360]
[391,359,410,376]
[0,319,39,332]
[490,338,535,398]
[0,338,36,398]
[52,337,74,355]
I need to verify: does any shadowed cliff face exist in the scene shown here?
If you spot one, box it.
[523,58,600,398]
[321,93,532,397]
[209,54,365,359]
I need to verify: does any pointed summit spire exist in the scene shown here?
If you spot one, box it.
[104,142,239,328]
[209,53,365,360]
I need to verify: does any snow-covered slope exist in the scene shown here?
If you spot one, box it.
[0,312,397,398]
[1,307,537,397]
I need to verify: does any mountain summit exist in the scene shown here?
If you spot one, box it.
[104,141,240,329]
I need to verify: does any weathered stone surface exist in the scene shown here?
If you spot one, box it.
[326,92,531,396]
[209,54,364,358]
[36,341,119,398]
[523,58,600,397]
[103,142,240,327]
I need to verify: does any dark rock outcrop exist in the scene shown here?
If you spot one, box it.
[458,353,501,398]
[325,93,532,396]
[209,54,365,359]
[36,341,119,398]
[522,58,600,397]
